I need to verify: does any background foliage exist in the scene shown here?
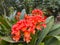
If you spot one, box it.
[0,0,60,45]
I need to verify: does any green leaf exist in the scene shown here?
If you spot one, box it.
[0,23,10,36]
[0,36,17,43]
[29,31,38,45]
[20,9,26,19]
[0,36,14,43]
[0,40,9,45]
[0,36,23,43]
[48,27,60,36]
[0,23,9,31]
[46,16,53,23]
[35,16,54,45]
[39,42,44,45]
[0,16,10,28]
[45,37,60,45]
[9,10,17,20]
[54,36,60,41]
[49,23,60,32]
[18,44,23,45]
[3,15,12,27]
[0,16,12,29]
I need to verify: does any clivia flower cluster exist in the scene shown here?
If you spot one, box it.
[11,9,46,43]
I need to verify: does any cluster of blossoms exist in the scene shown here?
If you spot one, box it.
[11,9,46,43]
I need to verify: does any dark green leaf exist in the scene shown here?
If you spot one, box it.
[45,37,60,45]
[54,36,60,41]
[0,36,23,43]
[35,16,54,45]
[48,27,60,36]
[3,15,12,27]
[0,16,10,28]
[0,40,9,45]
[49,23,60,32]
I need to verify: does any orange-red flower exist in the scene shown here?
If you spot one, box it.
[11,30,20,42]
[24,31,31,43]
[17,12,21,16]
[11,9,46,43]
[36,24,42,30]
[15,12,21,20]
[32,9,43,16]
[42,23,46,28]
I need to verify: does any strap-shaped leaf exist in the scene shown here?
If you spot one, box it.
[9,10,17,20]
[46,16,54,23]
[0,24,10,35]
[0,16,9,28]
[0,36,16,43]
[48,28,60,36]
[3,15,12,27]
[18,44,23,45]
[0,39,9,45]
[20,9,26,19]
[45,37,60,45]
[0,31,5,36]
[29,31,39,45]
[0,24,8,31]
[35,16,54,45]
[0,36,23,43]
[54,36,60,41]
[0,16,12,28]
[49,23,60,32]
